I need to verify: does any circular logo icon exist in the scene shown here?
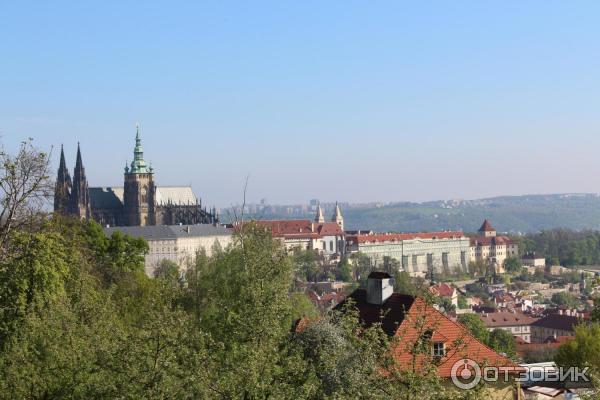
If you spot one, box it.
[451,358,481,390]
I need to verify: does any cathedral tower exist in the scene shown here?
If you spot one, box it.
[69,143,91,219]
[315,204,325,223]
[123,126,156,226]
[54,145,72,214]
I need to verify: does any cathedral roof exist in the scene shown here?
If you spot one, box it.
[89,187,124,209]
[155,186,197,205]
[89,186,199,209]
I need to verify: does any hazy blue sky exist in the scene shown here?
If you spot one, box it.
[1,1,599,207]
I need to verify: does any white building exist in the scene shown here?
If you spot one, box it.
[104,224,233,277]
[470,219,519,272]
[345,231,470,275]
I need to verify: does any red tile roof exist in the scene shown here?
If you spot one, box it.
[336,289,520,378]
[478,312,538,328]
[348,231,465,244]
[531,314,580,331]
[479,219,495,232]
[429,283,456,298]
[316,222,344,236]
[255,219,343,239]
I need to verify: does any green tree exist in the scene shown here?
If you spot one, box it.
[293,248,319,282]
[197,223,299,398]
[0,229,69,343]
[556,323,600,376]
[349,252,372,282]
[153,259,180,283]
[382,256,401,274]
[393,270,416,295]
[488,328,516,357]
[551,291,577,308]
[503,257,522,273]
[457,314,490,344]
[457,295,468,310]
[336,256,353,282]
[290,292,319,320]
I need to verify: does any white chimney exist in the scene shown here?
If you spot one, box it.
[366,272,393,305]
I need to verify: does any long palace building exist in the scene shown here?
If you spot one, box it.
[54,127,218,227]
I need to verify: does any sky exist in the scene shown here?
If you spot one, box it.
[1,1,599,207]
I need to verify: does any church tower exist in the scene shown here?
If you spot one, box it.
[69,143,91,219]
[54,145,72,214]
[123,126,156,226]
[332,202,344,231]
[315,204,325,223]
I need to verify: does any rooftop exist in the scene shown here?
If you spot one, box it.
[103,224,232,240]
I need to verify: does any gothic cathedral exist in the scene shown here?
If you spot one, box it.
[54,127,218,227]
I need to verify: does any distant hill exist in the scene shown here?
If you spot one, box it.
[227,194,600,234]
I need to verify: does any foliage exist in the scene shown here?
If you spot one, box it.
[503,257,522,273]
[382,255,401,274]
[292,248,319,282]
[436,296,456,314]
[488,329,516,358]
[0,210,492,398]
[457,295,468,309]
[524,229,600,267]
[290,292,319,320]
[335,256,353,282]
[556,323,600,377]
[153,259,181,282]
[349,251,373,282]
[551,291,577,308]
[0,139,52,255]
[393,270,417,295]
[458,314,490,344]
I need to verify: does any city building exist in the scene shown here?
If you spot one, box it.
[255,204,345,258]
[330,272,520,396]
[469,219,519,272]
[103,224,232,277]
[530,311,581,343]
[345,231,470,275]
[522,252,546,269]
[54,127,218,227]
[478,312,538,343]
[428,283,458,308]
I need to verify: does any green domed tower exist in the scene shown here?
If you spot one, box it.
[123,125,156,226]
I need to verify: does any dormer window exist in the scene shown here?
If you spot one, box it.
[432,342,446,357]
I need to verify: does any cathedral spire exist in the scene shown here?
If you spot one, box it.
[53,144,72,213]
[70,143,90,219]
[129,124,150,174]
[75,142,83,171]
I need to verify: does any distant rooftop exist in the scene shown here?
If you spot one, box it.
[103,224,232,240]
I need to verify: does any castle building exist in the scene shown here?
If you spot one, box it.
[54,127,218,226]
[345,231,470,275]
[469,219,519,272]
[103,224,232,277]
